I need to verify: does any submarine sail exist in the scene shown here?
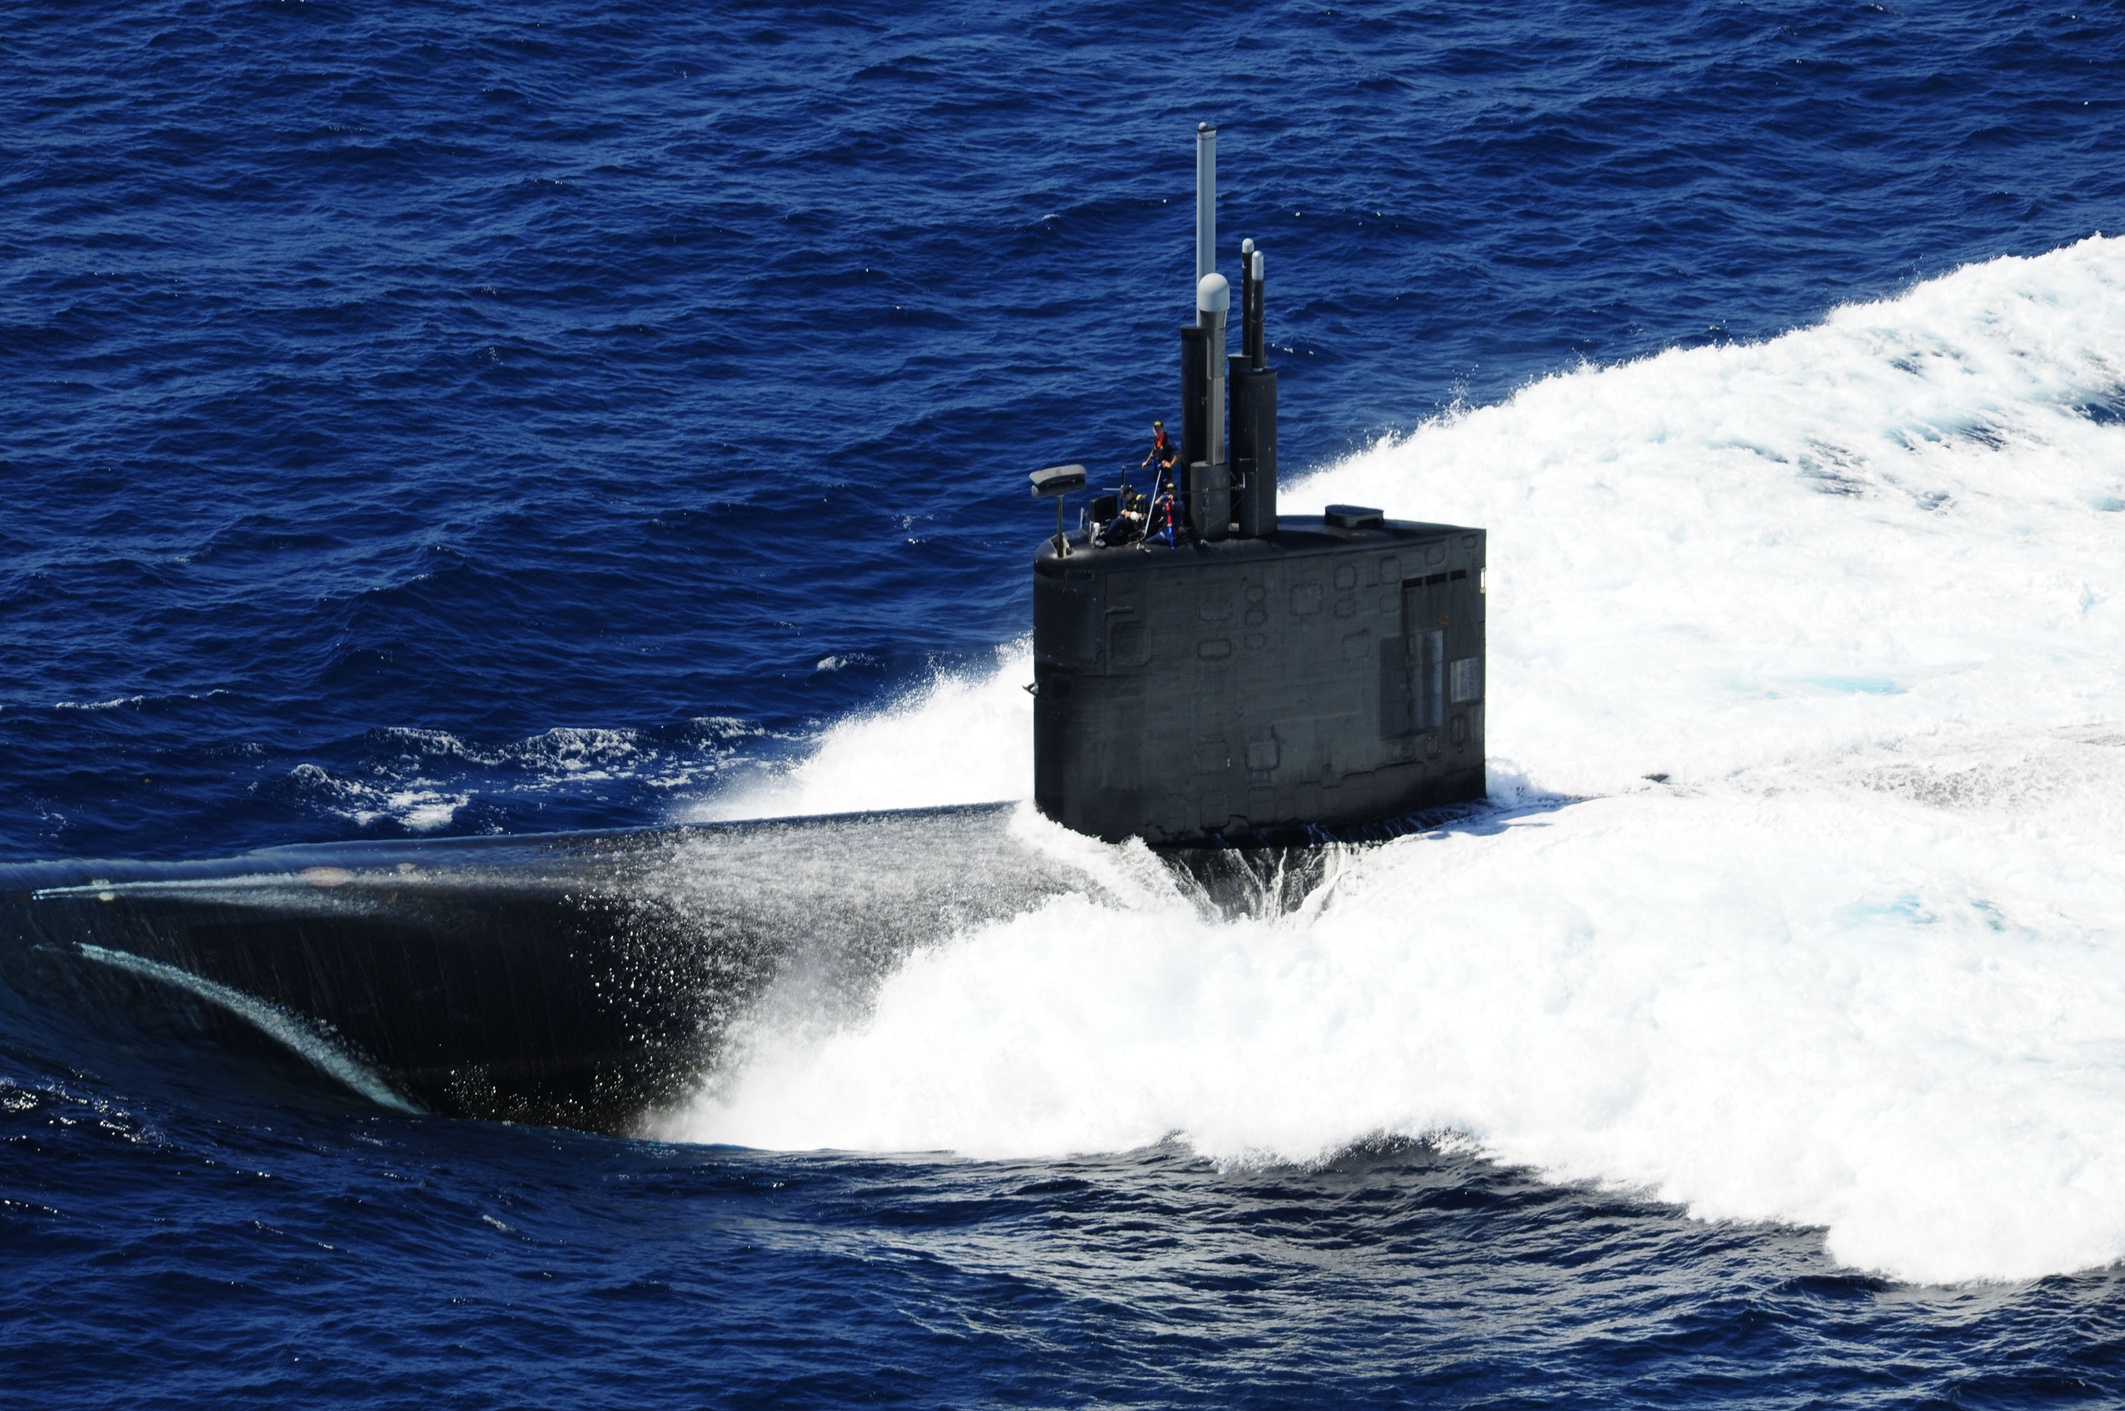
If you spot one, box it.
[1030,125,1488,845]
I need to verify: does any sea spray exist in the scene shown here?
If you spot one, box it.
[674,777,2125,1284]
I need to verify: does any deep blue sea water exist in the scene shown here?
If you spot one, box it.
[8,2,2125,1405]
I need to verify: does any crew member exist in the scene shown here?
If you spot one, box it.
[1141,420,1179,475]
[1138,421,1183,547]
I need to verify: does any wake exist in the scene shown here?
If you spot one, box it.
[668,235,2125,1285]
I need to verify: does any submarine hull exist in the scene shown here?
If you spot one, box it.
[0,803,1094,1135]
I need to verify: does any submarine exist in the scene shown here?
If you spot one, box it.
[0,127,1487,1134]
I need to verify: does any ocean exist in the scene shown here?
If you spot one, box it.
[7,0,2125,1404]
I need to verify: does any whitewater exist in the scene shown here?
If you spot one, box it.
[666,237,2125,1287]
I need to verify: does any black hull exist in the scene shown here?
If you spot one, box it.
[0,803,1096,1135]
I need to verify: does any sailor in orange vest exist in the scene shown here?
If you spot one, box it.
[1141,420,1179,475]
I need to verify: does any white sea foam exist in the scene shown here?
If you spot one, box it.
[684,641,1034,821]
[668,235,2125,1284]
[283,762,468,832]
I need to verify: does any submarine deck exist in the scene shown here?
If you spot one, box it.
[1033,514,1479,573]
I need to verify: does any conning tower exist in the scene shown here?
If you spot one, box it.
[1030,126,1487,846]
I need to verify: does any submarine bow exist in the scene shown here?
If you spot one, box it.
[0,803,1093,1135]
